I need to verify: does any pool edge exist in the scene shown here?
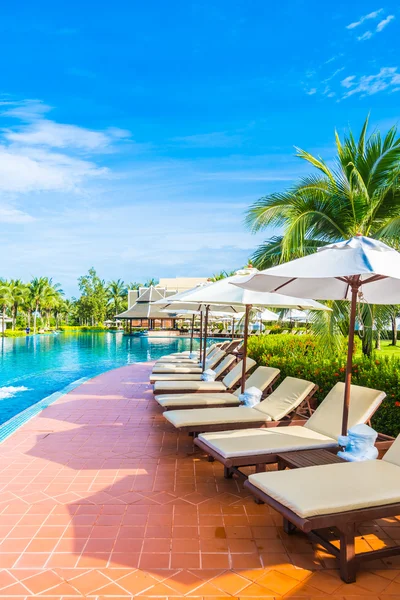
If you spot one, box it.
[0,376,92,444]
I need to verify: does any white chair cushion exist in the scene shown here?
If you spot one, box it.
[150,373,203,382]
[304,382,385,440]
[254,377,315,421]
[155,393,241,408]
[198,426,336,459]
[164,406,266,428]
[154,380,227,393]
[248,460,400,518]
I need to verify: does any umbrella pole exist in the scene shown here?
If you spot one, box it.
[199,312,203,359]
[189,314,195,353]
[232,317,235,340]
[241,305,251,394]
[202,305,209,370]
[342,284,359,436]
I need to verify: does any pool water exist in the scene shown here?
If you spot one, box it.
[0,332,210,425]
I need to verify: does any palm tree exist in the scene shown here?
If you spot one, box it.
[209,270,236,281]
[127,281,143,291]
[28,277,63,333]
[144,278,158,287]
[8,279,27,330]
[246,116,400,354]
[246,116,400,261]
[107,279,127,316]
[42,284,63,328]
[0,280,12,336]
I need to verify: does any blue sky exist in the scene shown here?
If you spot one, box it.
[1,1,400,295]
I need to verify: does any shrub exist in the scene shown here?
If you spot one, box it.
[58,325,107,332]
[247,334,400,437]
[2,330,27,337]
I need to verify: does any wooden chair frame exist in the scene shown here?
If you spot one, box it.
[161,371,280,411]
[194,394,391,479]
[243,479,400,583]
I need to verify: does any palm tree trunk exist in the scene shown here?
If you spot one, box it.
[12,305,16,330]
[1,306,5,336]
[361,305,373,357]
[392,316,397,346]
[375,331,381,350]
[33,302,38,334]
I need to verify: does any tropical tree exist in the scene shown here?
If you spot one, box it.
[0,280,12,335]
[77,268,108,325]
[107,279,127,316]
[144,278,159,287]
[209,270,236,281]
[127,281,143,291]
[246,116,400,354]
[8,279,27,330]
[28,277,63,333]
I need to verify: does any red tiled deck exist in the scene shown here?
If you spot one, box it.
[0,363,400,599]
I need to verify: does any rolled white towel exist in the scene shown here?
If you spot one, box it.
[189,352,197,359]
[239,386,262,407]
[201,369,216,382]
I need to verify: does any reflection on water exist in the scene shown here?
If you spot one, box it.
[0,333,208,425]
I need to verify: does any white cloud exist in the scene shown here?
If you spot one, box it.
[346,9,382,29]
[306,88,317,95]
[357,31,373,41]
[0,99,131,194]
[4,120,128,150]
[0,144,108,193]
[376,15,395,32]
[341,76,356,88]
[0,205,35,223]
[341,67,400,98]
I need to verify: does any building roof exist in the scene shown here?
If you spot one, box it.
[116,286,177,319]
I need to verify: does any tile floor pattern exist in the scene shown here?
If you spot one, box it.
[0,363,400,599]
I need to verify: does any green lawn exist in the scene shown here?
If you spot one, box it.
[376,339,400,356]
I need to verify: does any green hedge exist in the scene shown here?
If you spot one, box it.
[2,330,27,337]
[247,334,400,437]
[58,325,107,332]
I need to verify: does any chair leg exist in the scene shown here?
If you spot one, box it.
[224,466,233,479]
[283,518,297,535]
[338,523,357,583]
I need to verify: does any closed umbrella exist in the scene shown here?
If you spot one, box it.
[232,235,400,433]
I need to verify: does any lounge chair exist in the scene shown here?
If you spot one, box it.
[153,357,256,395]
[244,435,400,583]
[194,382,385,478]
[150,353,236,383]
[152,349,225,374]
[157,341,238,364]
[155,366,281,410]
[163,376,317,434]
[156,343,223,364]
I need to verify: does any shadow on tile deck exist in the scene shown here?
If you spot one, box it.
[0,363,399,598]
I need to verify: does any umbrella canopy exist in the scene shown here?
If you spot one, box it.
[257,309,280,321]
[232,235,400,433]
[164,270,329,392]
[281,309,309,323]
[232,237,400,303]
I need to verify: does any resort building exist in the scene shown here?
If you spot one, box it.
[0,316,12,333]
[119,277,208,334]
[117,285,180,333]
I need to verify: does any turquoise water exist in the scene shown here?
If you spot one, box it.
[0,332,207,426]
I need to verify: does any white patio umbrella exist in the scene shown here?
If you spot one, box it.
[162,270,329,392]
[232,235,400,433]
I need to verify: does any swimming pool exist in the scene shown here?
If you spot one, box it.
[0,332,212,426]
